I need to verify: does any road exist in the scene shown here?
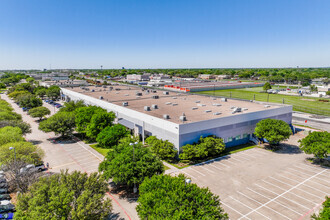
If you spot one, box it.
[1,94,139,220]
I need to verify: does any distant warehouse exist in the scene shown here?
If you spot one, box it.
[61,85,292,152]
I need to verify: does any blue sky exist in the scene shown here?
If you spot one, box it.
[0,0,329,69]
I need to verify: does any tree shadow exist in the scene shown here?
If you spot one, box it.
[28,140,43,145]
[47,136,78,144]
[308,157,330,168]
[263,143,302,155]
[106,212,125,220]
[109,182,138,203]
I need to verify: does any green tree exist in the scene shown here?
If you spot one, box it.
[28,106,51,120]
[96,124,129,148]
[254,119,292,147]
[17,94,42,108]
[15,170,112,220]
[310,84,318,92]
[8,90,30,99]
[75,106,106,134]
[39,112,75,137]
[0,126,23,146]
[35,88,47,99]
[137,174,228,219]
[60,100,86,112]
[99,141,164,188]
[86,112,115,140]
[26,77,35,84]
[0,83,6,89]
[299,131,330,159]
[0,111,22,121]
[46,85,61,100]
[199,135,226,157]
[312,196,330,220]
[326,91,330,96]
[0,141,44,166]
[145,136,177,161]
[263,82,272,91]
[0,120,31,135]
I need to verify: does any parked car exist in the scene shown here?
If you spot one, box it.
[0,212,13,219]
[0,201,10,206]
[0,190,7,195]
[49,100,54,104]
[0,179,6,184]
[55,104,62,108]
[0,204,15,213]
[45,100,50,103]
[0,195,10,202]
[20,163,45,173]
[0,184,7,189]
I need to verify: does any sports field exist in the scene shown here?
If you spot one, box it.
[196,87,330,116]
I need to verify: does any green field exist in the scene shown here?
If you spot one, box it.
[196,87,330,116]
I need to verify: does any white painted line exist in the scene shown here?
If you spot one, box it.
[79,160,101,166]
[287,168,330,190]
[291,165,330,179]
[269,176,318,205]
[187,167,206,176]
[297,164,326,172]
[229,196,271,220]
[246,187,302,216]
[194,165,215,173]
[214,161,230,168]
[76,141,103,161]
[276,173,324,200]
[181,170,196,179]
[261,180,311,210]
[238,191,296,219]
[208,163,224,171]
[225,156,242,162]
[241,168,327,220]
[222,202,251,220]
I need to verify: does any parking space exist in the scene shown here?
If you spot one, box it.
[172,147,330,219]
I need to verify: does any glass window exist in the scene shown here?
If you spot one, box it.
[228,137,233,142]
[243,133,248,138]
[236,135,241,140]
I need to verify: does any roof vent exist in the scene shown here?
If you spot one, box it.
[213,112,221,115]
[116,92,119,94]
[172,97,177,99]
[197,104,206,107]
[122,102,128,106]
[136,92,142,96]
[264,105,271,108]
[212,103,221,106]
[195,100,200,103]
[221,98,227,102]
[163,114,170,119]
[163,91,169,95]
[144,106,151,111]
[205,110,212,113]
[179,115,187,121]
[172,103,178,106]
[99,96,103,100]
[125,94,129,96]
[91,89,95,92]
[165,102,172,105]
[152,95,159,99]
[192,107,198,110]
[152,104,158,109]
[242,108,248,111]
[232,107,242,114]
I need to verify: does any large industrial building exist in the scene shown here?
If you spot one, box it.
[61,84,292,152]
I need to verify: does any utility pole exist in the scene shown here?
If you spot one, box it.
[129,142,138,194]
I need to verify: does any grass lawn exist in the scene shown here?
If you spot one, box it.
[196,87,330,116]
[168,143,257,169]
[90,144,110,157]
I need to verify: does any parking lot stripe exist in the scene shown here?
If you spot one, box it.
[297,164,325,172]
[229,196,271,220]
[51,162,76,169]
[246,187,302,216]
[225,156,242,162]
[194,165,216,173]
[208,163,224,171]
[268,176,318,205]
[186,167,206,176]
[215,162,230,168]
[291,166,330,183]
[239,169,327,220]
[79,160,100,166]
[276,173,324,200]
[221,202,251,220]
[180,170,196,179]
[261,180,310,210]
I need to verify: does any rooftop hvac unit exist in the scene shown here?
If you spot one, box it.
[212,98,217,100]
[99,96,103,100]
[91,89,95,92]
[179,116,187,121]
[205,110,212,113]
[122,102,128,106]
[232,107,242,114]
[136,92,142,96]
[212,103,221,106]
[116,92,119,94]
[195,100,201,103]
[165,102,172,105]
[152,104,158,109]
[163,114,170,119]
[264,105,270,108]
[172,103,178,106]
[152,95,159,99]
[144,106,151,111]
[213,112,221,115]
[242,108,248,111]
[172,97,177,99]
[163,91,169,95]
[115,88,121,91]
[192,107,198,110]
[221,98,227,102]
[125,94,129,96]
[152,90,157,93]
[197,104,206,107]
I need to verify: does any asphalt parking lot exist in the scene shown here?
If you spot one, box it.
[171,146,329,219]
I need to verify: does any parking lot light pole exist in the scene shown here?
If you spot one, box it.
[9,147,16,163]
[185,178,191,186]
[129,142,139,194]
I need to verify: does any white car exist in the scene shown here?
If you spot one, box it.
[0,200,11,205]
[20,163,45,173]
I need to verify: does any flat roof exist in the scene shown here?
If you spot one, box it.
[67,85,281,124]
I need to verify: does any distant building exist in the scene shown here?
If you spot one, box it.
[318,86,330,97]
[312,78,328,86]
[40,80,89,88]
[126,74,150,81]
[150,74,170,81]
[216,75,231,80]
[199,74,215,80]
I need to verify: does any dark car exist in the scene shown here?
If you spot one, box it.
[0,213,13,219]
[0,204,15,214]
[0,179,6,184]
[0,184,7,189]
[49,100,54,104]
[45,100,50,103]
[0,195,10,202]
[0,189,8,195]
